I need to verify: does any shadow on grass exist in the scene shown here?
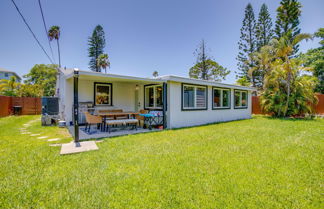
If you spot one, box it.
[260,115,318,122]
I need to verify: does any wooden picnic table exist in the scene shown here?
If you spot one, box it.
[96,112,140,117]
[96,112,140,132]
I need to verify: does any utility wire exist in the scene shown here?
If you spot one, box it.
[38,0,56,64]
[10,0,54,64]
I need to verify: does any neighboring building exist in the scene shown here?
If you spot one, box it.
[57,68,255,130]
[0,68,22,82]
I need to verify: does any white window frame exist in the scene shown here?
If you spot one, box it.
[144,85,163,110]
[212,88,231,109]
[234,90,248,109]
[182,84,207,110]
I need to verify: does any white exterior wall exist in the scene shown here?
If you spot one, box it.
[167,81,252,129]
[57,72,253,128]
[62,79,145,123]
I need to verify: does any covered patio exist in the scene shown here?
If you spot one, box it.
[61,69,168,141]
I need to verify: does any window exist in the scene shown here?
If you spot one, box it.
[234,90,248,108]
[94,83,112,106]
[182,84,207,110]
[212,88,231,109]
[144,85,163,109]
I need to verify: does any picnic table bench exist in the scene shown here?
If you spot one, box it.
[105,119,138,133]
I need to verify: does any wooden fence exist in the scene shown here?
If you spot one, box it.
[252,94,324,115]
[0,96,41,117]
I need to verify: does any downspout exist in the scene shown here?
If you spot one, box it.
[162,82,167,129]
[73,69,79,143]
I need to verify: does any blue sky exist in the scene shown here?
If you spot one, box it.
[1,0,323,84]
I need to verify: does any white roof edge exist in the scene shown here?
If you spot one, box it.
[63,69,256,91]
[65,69,165,83]
[158,75,256,91]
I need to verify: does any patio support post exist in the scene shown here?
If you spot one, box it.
[73,69,79,143]
[162,82,167,129]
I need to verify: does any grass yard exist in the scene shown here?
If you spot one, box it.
[0,116,323,208]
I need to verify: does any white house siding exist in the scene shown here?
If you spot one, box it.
[167,81,252,129]
[63,79,73,123]
[62,78,145,123]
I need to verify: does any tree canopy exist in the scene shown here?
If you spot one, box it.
[189,40,229,81]
[275,0,302,54]
[88,25,106,72]
[237,3,257,86]
[299,28,324,93]
[23,64,58,96]
[256,4,273,50]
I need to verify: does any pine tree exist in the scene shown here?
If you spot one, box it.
[237,3,257,86]
[189,40,230,81]
[256,4,273,50]
[88,25,106,72]
[275,0,301,54]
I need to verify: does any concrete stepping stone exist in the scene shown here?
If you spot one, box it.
[37,136,48,139]
[49,143,62,147]
[30,134,40,136]
[21,131,29,134]
[47,138,61,142]
[60,141,99,155]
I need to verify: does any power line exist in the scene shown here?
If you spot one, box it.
[10,0,54,64]
[38,0,56,64]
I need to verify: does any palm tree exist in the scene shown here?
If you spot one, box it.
[0,76,19,96]
[273,32,312,116]
[257,31,315,117]
[48,26,61,67]
[96,54,110,73]
[248,43,276,90]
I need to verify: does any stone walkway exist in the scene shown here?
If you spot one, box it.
[20,118,100,155]
[19,119,62,146]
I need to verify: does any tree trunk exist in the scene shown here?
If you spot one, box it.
[284,63,291,117]
[57,39,61,68]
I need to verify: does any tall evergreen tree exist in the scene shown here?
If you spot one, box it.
[256,4,273,50]
[237,3,257,86]
[189,40,230,81]
[88,25,106,72]
[275,0,302,54]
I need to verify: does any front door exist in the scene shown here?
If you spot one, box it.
[135,88,139,112]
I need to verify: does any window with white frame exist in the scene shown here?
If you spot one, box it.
[213,88,231,109]
[182,84,207,110]
[234,90,248,108]
[144,85,163,109]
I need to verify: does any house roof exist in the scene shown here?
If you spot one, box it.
[63,69,256,91]
[0,67,22,80]
[155,75,256,91]
[64,69,164,84]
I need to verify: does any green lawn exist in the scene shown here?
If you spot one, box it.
[0,116,323,208]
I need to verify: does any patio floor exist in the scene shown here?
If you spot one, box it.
[67,125,161,140]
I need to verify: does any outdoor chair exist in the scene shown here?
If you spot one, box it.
[135,109,148,127]
[84,111,103,133]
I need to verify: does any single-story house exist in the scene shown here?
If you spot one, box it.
[0,67,21,82]
[57,68,255,131]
